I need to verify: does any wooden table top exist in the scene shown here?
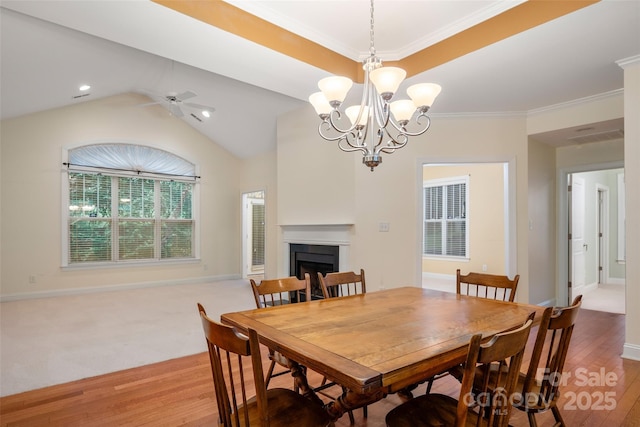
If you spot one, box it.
[221,287,544,395]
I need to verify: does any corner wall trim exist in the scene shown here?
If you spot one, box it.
[622,343,640,361]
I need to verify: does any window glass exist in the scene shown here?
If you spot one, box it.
[423,177,468,258]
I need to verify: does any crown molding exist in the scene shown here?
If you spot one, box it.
[616,55,640,68]
[527,89,623,117]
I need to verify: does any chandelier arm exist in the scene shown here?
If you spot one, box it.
[320,127,369,154]
[379,134,409,154]
[367,89,387,154]
[388,114,433,137]
[317,124,369,155]
[325,110,358,135]
[338,137,369,154]
[317,122,350,143]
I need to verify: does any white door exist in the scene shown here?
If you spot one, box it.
[570,176,586,302]
[242,191,265,278]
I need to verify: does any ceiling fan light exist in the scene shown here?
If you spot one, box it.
[390,99,416,124]
[346,105,369,128]
[369,67,406,100]
[407,83,442,110]
[318,76,353,107]
[309,92,332,118]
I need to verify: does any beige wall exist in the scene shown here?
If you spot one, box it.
[277,109,530,300]
[277,105,356,226]
[527,138,556,305]
[0,93,242,298]
[421,163,506,276]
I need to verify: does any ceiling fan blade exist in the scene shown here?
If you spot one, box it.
[184,102,216,112]
[169,103,184,118]
[136,101,162,108]
[176,90,197,101]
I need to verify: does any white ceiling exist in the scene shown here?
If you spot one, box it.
[1,0,638,157]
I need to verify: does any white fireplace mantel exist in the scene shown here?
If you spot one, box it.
[281,224,353,274]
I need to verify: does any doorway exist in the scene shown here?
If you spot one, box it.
[242,190,265,279]
[566,168,625,313]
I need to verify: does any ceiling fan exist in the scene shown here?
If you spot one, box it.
[138,90,216,121]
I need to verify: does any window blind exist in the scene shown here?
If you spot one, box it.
[423,178,467,258]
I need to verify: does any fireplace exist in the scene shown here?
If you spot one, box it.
[289,244,339,300]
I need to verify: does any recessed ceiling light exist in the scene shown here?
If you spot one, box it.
[202,110,211,118]
[79,84,91,91]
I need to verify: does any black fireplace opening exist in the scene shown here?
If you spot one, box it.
[289,244,339,300]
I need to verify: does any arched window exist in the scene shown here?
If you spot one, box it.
[63,144,198,266]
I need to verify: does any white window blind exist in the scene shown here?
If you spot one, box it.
[424,177,468,258]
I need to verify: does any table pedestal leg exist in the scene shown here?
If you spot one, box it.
[287,361,325,407]
[326,388,386,421]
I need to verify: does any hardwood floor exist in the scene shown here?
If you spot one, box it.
[1,309,639,426]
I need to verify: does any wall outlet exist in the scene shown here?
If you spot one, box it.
[379,222,390,232]
[482,264,488,272]
[28,275,36,284]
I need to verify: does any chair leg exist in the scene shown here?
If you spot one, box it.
[265,359,276,388]
[551,405,566,426]
[347,409,355,424]
[527,412,538,427]
[425,378,434,394]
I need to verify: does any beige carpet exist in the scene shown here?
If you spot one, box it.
[580,283,626,314]
[0,279,256,397]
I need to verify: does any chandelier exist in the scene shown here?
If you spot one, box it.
[309,0,441,171]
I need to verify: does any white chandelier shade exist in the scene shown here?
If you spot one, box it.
[308,0,441,171]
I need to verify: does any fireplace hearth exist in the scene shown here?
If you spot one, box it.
[289,244,339,300]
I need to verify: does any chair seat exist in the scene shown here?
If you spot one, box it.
[386,393,483,427]
[234,388,333,427]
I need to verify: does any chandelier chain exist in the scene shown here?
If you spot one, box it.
[369,0,375,56]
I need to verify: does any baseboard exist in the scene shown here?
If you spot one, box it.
[622,343,640,361]
[0,274,242,302]
[607,278,626,286]
[537,298,556,307]
[422,272,455,282]
[573,281,598,295]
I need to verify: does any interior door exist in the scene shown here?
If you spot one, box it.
[242,191,265,278]
[597,188,605,285]
[570,175,586,302]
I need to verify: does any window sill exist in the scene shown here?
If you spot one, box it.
[62,258,201,271]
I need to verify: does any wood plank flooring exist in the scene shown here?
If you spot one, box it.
[1,309,639,426]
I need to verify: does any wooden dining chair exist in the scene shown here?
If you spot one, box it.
[453,296,582,427]
[386,317,533,427]
[420,268,521,395]
[512,294,583,426]
[317,269,367,423]
[318,269,366,299]
[197,303,334,427]
[251,274,311,308]
[456,268,520,302]
[250,274,311,388]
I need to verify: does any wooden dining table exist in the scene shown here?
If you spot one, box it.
[221,286,545,420]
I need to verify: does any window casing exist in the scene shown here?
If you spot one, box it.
[64,144,197,267]
[423,176,469,258]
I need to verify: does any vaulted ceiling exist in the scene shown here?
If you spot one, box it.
[1,0,638,157]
